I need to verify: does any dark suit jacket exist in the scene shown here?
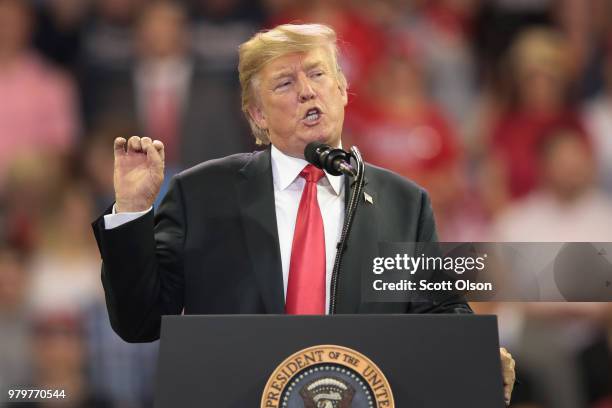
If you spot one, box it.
[92,147,472,343]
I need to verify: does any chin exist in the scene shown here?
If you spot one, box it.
[299,133,327,146]
[313,129,340,145]
[322,134,342,148]
[315,134,332,144]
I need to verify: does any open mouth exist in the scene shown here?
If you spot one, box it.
[303,107,322,125]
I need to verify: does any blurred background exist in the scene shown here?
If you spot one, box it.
[0,0,611,406]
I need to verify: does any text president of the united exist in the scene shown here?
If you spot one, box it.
[91,23,515,403]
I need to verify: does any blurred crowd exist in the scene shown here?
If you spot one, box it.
[0,0,611,407]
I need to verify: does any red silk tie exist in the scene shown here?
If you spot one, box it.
[285,164,326,314]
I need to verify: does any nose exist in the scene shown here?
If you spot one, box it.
[297,73,315,102]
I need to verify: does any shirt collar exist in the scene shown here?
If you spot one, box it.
[270,144,344,195]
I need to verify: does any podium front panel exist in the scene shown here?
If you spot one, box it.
[154,314,504,407]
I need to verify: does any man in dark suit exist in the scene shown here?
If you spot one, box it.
[83,1,252,169]
[91,23,515,403]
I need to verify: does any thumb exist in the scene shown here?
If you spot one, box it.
[152,140,165,163]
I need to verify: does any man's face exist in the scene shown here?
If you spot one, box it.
[137,3,186,59]
[541,132,594,201]
[249,47,348,158]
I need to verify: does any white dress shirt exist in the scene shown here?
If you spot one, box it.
[104,145,345,312]
[134,58,192,125]
[271,145,345,312]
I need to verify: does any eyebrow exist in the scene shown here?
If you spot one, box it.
[304,61,325,71]
[270,61,326,82]
[271,70,293,81]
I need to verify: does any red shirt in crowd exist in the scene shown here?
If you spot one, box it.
[490,110,588,198]
[345,99,460,181]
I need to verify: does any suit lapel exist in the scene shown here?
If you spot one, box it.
[335,173,380,313]
[237,148,285,314]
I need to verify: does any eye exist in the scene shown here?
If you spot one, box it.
[310,70,324,78]
[274,80,292,91]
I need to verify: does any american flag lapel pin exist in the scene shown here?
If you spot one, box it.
[364,192,374,204]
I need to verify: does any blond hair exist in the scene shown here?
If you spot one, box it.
[238,23,348,145]
[511,27,569,81]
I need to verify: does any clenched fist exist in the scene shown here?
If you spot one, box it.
[114,136,165,213]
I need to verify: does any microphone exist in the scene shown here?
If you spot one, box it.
[304,142,357,177]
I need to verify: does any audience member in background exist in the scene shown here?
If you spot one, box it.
[84,301,158,408]
[493,125,612,241]
[80,0,142,122]
[492,125,612,408]
[0,0,79,186]
[188,0,263,75]
[345,39,459,187]
[1,152,66,252]
[583,35,612,193]
[561,0,607,99]
[472,0,552,84]
[81,0,142,73]
[344,40,478,240]
[28,181,103,314]
[84,0,251,170]
[487,27,587,201]
[406,0,479,127]
[9,312,112,408]
[0,242,33,395]
[33,0,89,74]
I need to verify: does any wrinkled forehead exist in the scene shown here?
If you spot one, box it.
[258,46,334,83]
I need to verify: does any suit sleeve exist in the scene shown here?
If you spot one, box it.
[91,176,186,342]
[409,190,473,315]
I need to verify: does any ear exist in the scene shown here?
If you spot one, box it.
[339,83,348,106]
[247,104,267,130]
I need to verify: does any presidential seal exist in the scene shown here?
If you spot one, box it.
[261,345,394,408]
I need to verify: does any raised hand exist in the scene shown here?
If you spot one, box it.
[113,136,165,213]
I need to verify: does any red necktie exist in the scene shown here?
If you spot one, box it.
[285,164,326,314]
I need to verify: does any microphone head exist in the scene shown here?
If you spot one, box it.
[304,141,329,168]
